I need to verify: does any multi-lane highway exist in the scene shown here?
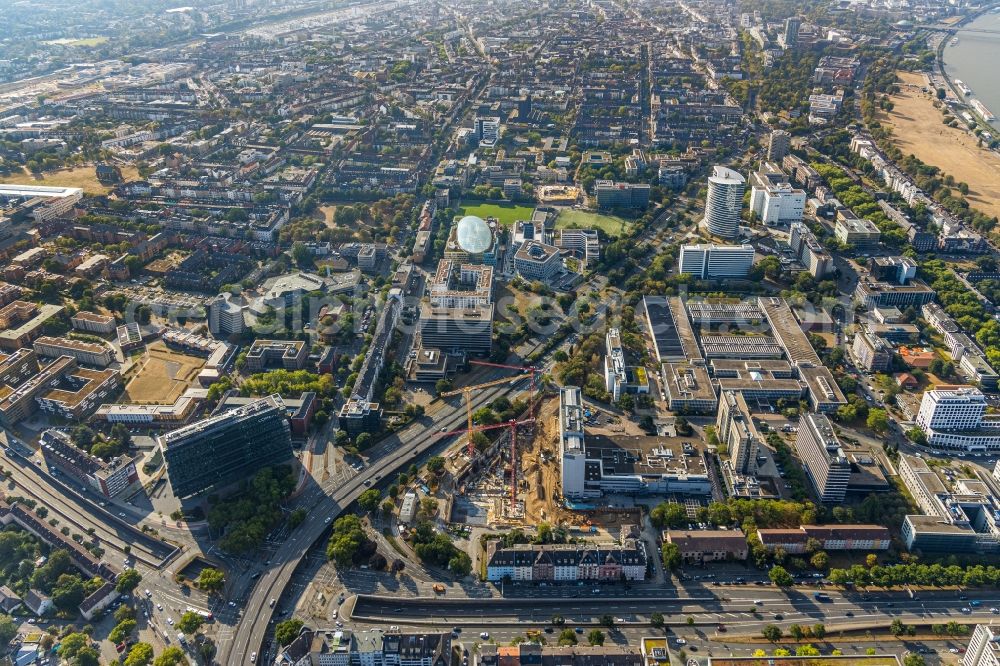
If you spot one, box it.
[223,381,527,664]
[347,586,1000,645]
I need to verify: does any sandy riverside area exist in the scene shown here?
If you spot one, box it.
[878,70,1000,220]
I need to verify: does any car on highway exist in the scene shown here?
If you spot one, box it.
[962,607,972,613]
[157,604,163,610]
[845,611,854,617]
[250,651,256,663]
[674,638,687,645]
[480,632,489,640]
[167,617,174,625]
[773,614,784,620]
[950,648,960,654]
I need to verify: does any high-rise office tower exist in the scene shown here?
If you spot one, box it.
[703,166,745,238]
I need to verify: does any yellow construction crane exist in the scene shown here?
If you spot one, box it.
[440,373,533,456]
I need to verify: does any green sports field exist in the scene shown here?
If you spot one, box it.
[554,209,631,237]
[458,201,536,227]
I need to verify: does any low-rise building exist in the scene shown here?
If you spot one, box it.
[512,241,561,281]
[33,336,114,368]
[757,525,890,553]
[0,301,64,352]
[834,211,880,252]
[71,311,116,335]
[594,180,650,209]
[663,529,748,564]
[39,429,138,497]
[245,339,308,372]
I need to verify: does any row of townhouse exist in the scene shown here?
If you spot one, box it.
[485,539,647,583]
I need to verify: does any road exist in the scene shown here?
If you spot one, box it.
[221,381,525,664]
[344,585,1000,657]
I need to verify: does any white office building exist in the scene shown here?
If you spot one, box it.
[750,182,806,226]
[475,116,500,146]
[915,387,1000,451]
[963,624,1000,666]
[678,244,755,280]
[559,386,588,498]
[704,166,745,238]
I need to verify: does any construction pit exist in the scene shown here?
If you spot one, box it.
[444,395,642,536]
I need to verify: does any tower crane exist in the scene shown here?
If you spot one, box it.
[437,418,536,512]
[469,360,542,417]
[439,373,533,457]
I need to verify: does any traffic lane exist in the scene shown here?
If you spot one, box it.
[350,595,1000,625]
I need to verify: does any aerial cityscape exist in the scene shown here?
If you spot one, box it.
[2,0,1000,665]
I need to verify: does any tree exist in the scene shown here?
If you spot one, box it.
[291,242,313,267]
[810,551,829,570]
[906,427,927,446]
[687,616,695,626]
[796,645,821,656]
[196,568,225,594]
[651,612,664,628]
[904,654,926,666]
[789,624,804,641]
[58,633,90,660]
[124,643,155,666]
[153,646,188,666]
[661,542,681,570]
[116,568,142,593]
[600,614,615,628]
[75,648,100,666]
[358,488,381,512]
[355,432,372,449]
[769,565,794,587]
[109,619,137,644]
[762,624,783,642]
[426,456,445,474]
[449,551,472,576]
[176,611,204,635]
[558,629,578,646]
[812,623,826,639]
[275,618,305,646]
[587,629,605,646]
[890,618,906,636]
[0,614,16,645]
[866,408,889,434]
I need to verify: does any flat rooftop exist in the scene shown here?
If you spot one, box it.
[0,184,83,198]
[757,297,820,365]
[585,434,708,477]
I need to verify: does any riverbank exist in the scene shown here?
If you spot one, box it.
[879,70,1000,219]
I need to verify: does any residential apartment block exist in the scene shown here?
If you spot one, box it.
[485,540,647,582]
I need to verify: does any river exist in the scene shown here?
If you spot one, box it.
[944,8,1000,131]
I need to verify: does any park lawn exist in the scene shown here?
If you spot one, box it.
[555,209,631,237]
[4,165,140,195]
[458,201,536,227]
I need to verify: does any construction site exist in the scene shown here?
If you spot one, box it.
[434,362,641,537]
